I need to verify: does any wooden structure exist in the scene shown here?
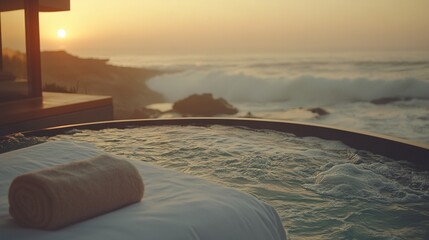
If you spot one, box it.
[0,0,113,135]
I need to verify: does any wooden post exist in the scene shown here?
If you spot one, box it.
[0,13,3,71]
[24,0,42,98]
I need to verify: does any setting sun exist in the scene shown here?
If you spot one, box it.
[57,29,67,39]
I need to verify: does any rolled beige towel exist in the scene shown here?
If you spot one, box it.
[8,155,144,230]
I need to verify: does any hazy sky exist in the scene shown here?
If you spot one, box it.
[3,0,429,56]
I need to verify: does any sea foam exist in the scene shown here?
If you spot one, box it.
[147,70,429,103]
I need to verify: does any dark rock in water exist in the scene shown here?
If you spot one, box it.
[173,93,238,117]
[308,107,329,116]
[370,97,412,105]
[243,112,257,118]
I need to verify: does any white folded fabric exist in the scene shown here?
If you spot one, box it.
[8,155,144,230]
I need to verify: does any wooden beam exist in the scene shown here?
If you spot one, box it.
[24,0,42,98]
[0,13,3,71]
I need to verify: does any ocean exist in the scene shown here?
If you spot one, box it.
[109,52,429,144]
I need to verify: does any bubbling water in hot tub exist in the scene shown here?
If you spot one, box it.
[48,125,429,240]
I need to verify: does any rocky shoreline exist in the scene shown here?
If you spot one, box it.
[40,51,165,119]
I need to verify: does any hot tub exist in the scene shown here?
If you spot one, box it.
[2,118,429,239]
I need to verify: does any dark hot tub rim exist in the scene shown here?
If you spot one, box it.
[18,117,429,168]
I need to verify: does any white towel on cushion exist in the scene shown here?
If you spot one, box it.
[8,155,144,230]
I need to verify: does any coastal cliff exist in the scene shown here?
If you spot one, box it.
[41,51,164,118]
